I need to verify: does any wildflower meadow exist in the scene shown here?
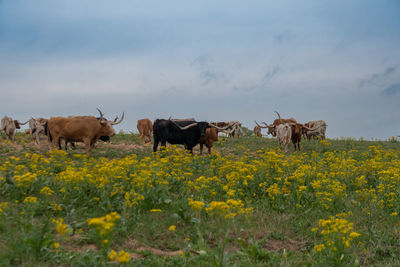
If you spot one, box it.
[0,132,400,266]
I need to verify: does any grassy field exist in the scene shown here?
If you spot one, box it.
[1,131,400,266]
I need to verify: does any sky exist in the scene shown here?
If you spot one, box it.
[1,0,400,139]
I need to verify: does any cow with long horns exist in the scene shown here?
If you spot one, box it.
[28,117,48,145]
[46,109,124,156]
[153,119,227,153]
[0,116,28,142]
[263,111,297,137]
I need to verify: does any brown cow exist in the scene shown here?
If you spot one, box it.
[0,116,28,141]
[263,111,297,137]
[199,128,219,155]
[290,122,327,150]
[47,109,123,156]
[137,118,153,144]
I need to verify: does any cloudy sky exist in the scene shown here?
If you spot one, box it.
[1,0,399,139]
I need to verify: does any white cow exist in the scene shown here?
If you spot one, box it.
[1,116,28,142]
[303,120,327,141]
[276,123,292,152]
[28,118,48,144]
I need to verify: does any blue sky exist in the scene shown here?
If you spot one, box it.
[1,0,400,139]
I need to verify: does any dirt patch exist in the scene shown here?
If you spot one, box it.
[124,238,183,257]
[264,238,306,252]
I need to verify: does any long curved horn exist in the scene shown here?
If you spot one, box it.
[19,120,29,125]
[302,124,324,131]
[209,123,231,130]
[274,111,281,120]
[171,120,198,130]
[262,122,273,128]
[111,112,124,125]
[97,108,104,121]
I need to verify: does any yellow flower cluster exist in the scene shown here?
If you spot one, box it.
[23,196,37,204]
[312,213,360,252]
[51,218,68,235]
[0,202,8,213]
[87,212,121,236]
[108,249,130,263]
[40,186,54,196]
[205,199,253,219]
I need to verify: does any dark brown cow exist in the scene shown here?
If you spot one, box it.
[263,111,297,137]
[290,122,327,151]
[199,128,219,155]
[47,109,123,156]
[137,118,153,144]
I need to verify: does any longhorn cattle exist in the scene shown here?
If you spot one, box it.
[46,109,124,156]
[137,118,153,144]
[254,121,268,137]
[303,120,327,141]
[28,118,48,144]
[276,123,292,153]
[199,128,218,155]
[0,116,28,141]
[153,119,226,153]
[212,121,242,137]
[263,111,297,137]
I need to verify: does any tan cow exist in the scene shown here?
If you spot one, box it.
[0,116,28,141]
[303,120,327,141]
[137,118,153,144]
[263,111,297,137]
[47,109,123,156]
[276,123,292,153]
[199,128,219,155]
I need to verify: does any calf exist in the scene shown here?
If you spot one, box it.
[199,128,218,155]
[137,118,153,144]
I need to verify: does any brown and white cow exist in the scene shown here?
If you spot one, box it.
[28,117,48,145]
[0,116,28,141]
[137,118,153,144]
[254,121,268,137]
[276,123,292,153]
[47,109,123,156]
[263,111,297,137]
[213,121,242,138]
[303,120,327,141]
[199,128,219,155]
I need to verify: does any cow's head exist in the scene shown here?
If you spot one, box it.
[197,121,209,137]
[14,120,21,129]
[97,109,124,137]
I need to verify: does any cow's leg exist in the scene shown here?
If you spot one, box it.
[200,143,204,155]
[208,144,212,154]
[84,138,92,156]
[153,137,160,152]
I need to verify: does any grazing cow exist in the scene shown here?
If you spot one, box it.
[276,123,292,153]
[153,119,226,153]
[0,116,28,141]
[28,118,48,145]
[46,109,124,156]
[199,128,219,155]
[303,120,327,141]
[263,111,297,137]
[137,118,153,144]
[254,121,268,137]
[213,121,242,137]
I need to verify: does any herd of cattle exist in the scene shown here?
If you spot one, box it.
[0,110,327,155]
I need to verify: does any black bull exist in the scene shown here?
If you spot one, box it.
[153,119,209,153]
